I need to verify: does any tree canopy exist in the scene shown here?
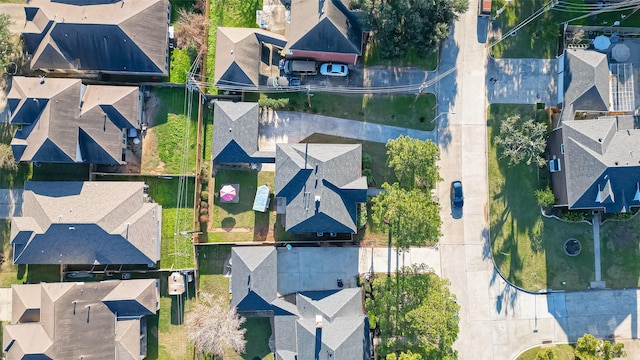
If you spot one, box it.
[575,334,626,360]
[361,0,469,59]
[0,14,18,71]
[386,135,441,190]
[185,293,247,357]
[366,264,459,359]
[0,144,16,170]
[494,115,548,167]
[372,182,441,250]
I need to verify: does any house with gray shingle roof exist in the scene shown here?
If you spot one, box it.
[7,76,140,165]
[22,0,170,76]
[212,101,275,163]
[214,0,364,88]
[275,143,367,234]
[230,246,370,360]
[11,181,161,266]
[3,279,159,360]
[549,49,640,212]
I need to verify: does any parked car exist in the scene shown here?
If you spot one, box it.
[289,78,302,87]
[450,180,464,208]
[320,63,348,76]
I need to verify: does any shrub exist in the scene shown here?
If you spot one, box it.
[199,207,209,215]
[562,210,587,222]
[362,153,373,170]
[534,187,555,208]
[200,191,209,201]
[199,214,209,223]
[200,176,209,186]
[200,201,209,209]
[0,144,17,170]
[258,97,289,110]
[362,168,373,186]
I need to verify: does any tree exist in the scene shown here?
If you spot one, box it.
[372,182,441,250]
[175,9,207,55]
[0,144,17,170]
[365,264,459,358]
[361,0,469,59]
[535,348,557,360]
[387,351,423,360]
[0,14,19,71]
[494,115,548,167]
[185,293,247,358]
[575,334,626,360]
[534,187,555,208]
[386,135,441,189]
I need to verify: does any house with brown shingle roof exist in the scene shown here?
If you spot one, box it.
[22,0,170,76]
[3,279,159,360]
[11,181,161,267]
[8,76,140,165]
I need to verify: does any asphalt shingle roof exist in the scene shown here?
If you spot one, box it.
[8,76,139,165]
[275,143,367,233]
[11,181,161,266]
[23,0,169,75]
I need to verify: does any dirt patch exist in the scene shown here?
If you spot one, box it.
[141,92,166,174]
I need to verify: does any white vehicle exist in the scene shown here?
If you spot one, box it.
[320,63,348,77]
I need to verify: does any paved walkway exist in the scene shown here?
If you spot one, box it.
[358,247,441,277]
[0,288,11,321]
[258,110,435,150]
[487,57,558,107]
[0,189,23,219]
[593,212,603,285]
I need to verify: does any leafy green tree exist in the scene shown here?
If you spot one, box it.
[386,135,440,189]
[0,14,19,71]
[361,0,469,59]
[534,187,555,208]
[494,115,548,167]
[372,182,441,250]
[365,264,459,358]
[575,334,626,360]
[387,351,423,360]
[0,144,17,170]
[535,348,557,360]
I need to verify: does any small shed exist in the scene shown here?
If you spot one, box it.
[252,185,270,212]
[168,272,185,295]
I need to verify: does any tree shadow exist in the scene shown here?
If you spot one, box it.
[170,292,186,325]
[221,217,237,230]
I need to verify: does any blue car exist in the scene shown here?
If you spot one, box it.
[450,180,464,208]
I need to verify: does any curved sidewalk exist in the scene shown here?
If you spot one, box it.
[258,110,435,150]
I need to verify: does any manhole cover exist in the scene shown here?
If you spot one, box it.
[564,239,582,256]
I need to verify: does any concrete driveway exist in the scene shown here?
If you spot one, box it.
[487,57,558,107]
[358,247,441,277]
[0,288,11,321]
[276,247,359,296]
[258,110,435,151]
[0,189,23,219]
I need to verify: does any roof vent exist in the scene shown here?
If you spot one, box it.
[315,315,323,328]
[69,226,75,231]
[598,138,602,142]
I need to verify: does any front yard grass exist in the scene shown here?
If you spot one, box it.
[600,213,640,288]
[364,44,438,71]
[143,87,198,175]
[516,344,576,360]
[488,104,594,291]
[257,93,437,132]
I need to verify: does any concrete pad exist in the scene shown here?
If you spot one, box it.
[466,270,492,321]
[0,288,12,321]
[0,189,23,219]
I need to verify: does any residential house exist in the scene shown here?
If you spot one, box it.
[284,0,364,64]
[212,101,275,163]
[11,181,161,267]
[214,0,364,88]
[22,0,170,76]
[7,76,141,165]
[275,143,367,234]
[3,279,159,360]
[215,27,287,88]
[549,49,639,212]
[230,246,370,360]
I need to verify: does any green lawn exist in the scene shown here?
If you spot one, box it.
[0,123,31,188]
[144,87,198,175]
[169,48,192,84]
[257,93,437,132]
[365,44,438,71]
[490,0,640,58]
[600,214,640,288]
[488,104,594,291]
[207,0,261,84]
[516,344,576,360]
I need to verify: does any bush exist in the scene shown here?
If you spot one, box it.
[169,49,191,83]
[534,187,555,208]
[199,207,208,215]
[362,153,373,170]
[200,191,209,201]
[199,214,209,223]
[362,168,373,186]
[258,97,290,110]
[562,210,587,222]
[200,200,209,209]
[0,144,17,170]
[200,176,209,186]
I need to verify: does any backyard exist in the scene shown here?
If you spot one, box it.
[142,87,199,175]
[253,92,438,132]
[488,104,595,291]
[490,0,640,58]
